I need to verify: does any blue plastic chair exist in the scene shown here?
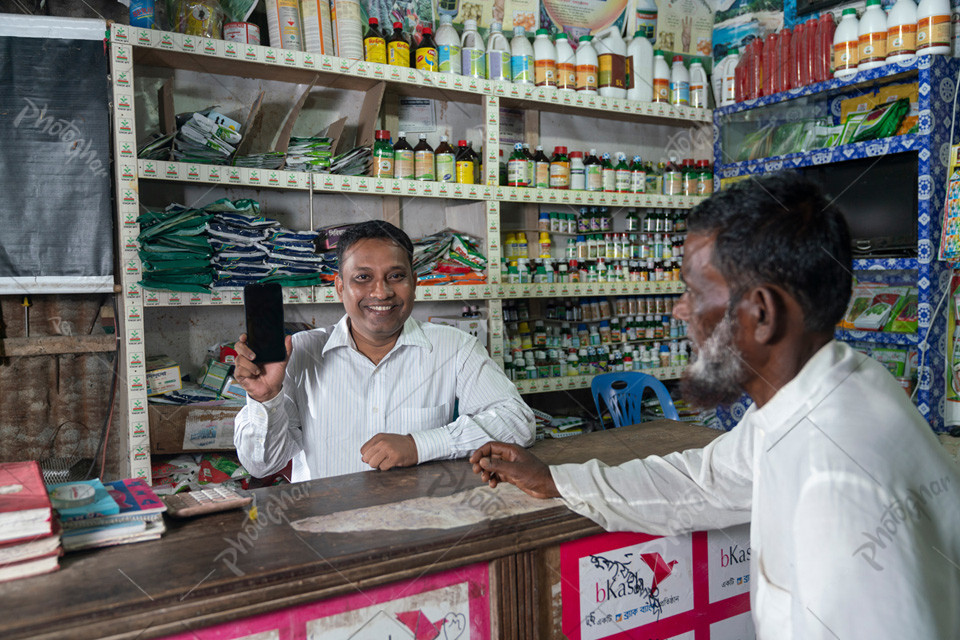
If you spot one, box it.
[592,372,680,428]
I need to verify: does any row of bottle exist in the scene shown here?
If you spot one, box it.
[833,0,952,77]
[529,207,688,236]
[717,0,954,104]
[507,314,687,350]
[362,17,706,105]
[505,231,685,262]
[502,146,713,195]
[502,256,683,283]
[503,295,681,324]
[503,340,690,380]
[370,131,482,183]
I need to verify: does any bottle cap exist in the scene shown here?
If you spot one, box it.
[514,26,526,35]
[673,55,683,62]
[570,151,583,158]
[490,21,502,31]
[464,19,477,28]
[579,35,593,42]
[393,21,403,29]
[556,146,568,154]
[842,7,857,15]
[398,131,406,137]
[556,32,568,40]
[422,26,432,35]
[375,129,390,139]
[458,139,468,146]
[368,17,379,25]
[536,28,549,36]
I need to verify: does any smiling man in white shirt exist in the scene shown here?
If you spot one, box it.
[233,220,535,482]
[471,173,960,639]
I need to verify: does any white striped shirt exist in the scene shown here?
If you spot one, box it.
[234,315,536,482]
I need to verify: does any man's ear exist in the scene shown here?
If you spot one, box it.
[334,272,343,300]
[741,285,788,345]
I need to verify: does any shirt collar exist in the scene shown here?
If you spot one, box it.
[751,340,849,437]
[322,315,432,356]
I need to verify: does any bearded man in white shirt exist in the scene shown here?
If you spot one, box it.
[471,172,960,639]
[233,220,535,482]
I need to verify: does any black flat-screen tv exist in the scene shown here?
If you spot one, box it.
[799,153,919,257]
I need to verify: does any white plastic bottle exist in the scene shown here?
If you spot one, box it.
[534,29,557,87]
[653,49,671,104]
[510,26,534,84]
[689,58,708,108]
[669,55,690,105]
[486,22,511,81]
[858,0,888,71]
[626,29,654,101]
[436,13,461,74]
[595,25,627,98]
[712,47,737,106]
[917,0,952,55]
[555,32,577,91]
[633,0,658,42]
[886,0,917,63]
[461,19,486,78]
[576,34,599,94]
[833,9,860,77]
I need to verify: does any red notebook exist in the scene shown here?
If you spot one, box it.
[0,461,53,544]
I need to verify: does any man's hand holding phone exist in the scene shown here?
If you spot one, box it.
[234,333,292,403]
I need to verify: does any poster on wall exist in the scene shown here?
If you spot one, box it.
[711,0,783,62]
[541,0,629,39]
[431,0,539,32]
[654,0,715,58]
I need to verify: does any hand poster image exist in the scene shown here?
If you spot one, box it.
[433,0,539,32]
[541,0,629,39]
[711,0,783,62]
[654,0,715,58]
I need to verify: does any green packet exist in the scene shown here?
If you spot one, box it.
[885,290,918,333]
[850,98,910,143]
[838,112,869,146]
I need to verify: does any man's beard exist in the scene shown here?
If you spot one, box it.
[679,310,747,409]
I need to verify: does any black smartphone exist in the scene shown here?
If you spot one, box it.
[244,283,286,364]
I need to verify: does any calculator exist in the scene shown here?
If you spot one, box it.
[162,486,252,518]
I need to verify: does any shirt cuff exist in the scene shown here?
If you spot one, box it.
[410,427,454,463]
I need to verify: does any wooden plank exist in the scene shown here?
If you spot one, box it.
[0,335,116,357]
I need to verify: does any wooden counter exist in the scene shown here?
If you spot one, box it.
[0,420,723,640]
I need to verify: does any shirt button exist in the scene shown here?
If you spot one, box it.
[373,407,379,414]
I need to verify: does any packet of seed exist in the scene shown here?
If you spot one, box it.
[838,112,869,146]
[850,98,910,143]
[885,289,918,333]
[839,282,883,329]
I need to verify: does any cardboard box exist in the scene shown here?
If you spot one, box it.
[145,355,182,396]
[429,316,488,347]
[148,404,241,454]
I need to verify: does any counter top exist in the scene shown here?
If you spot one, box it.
[0,420,723,640]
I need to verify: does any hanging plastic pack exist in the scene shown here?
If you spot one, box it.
[850,98,910,143]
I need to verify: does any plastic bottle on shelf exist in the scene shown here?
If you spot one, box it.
[576,35,599,94]
[804,17,818,84]
[815,13,836,82]
[455,139,476,184]
[415,27,438,71]
[712,46,733,105]
[511,26,535,84]
[776,28,792,92]
[669,55,689,105]
[534,29,557,87]
[434,135,455,182]
[917,0,951,55]
[371,129,393,178]
[549,146,570,189]
[387,21,410,67]
[615,153,631,193]
[363,17,386,64]
[688,58,708,108]
[601,152,616,192]
[857,0,888,71]
[652,49,670,103]
[507,143,529,187]
[393,131,414,179]
[569,151,586,190]
[761,33,777,96]
[414,134,434,181]
[585,149,602,191]
[595,25,627,98]
[555,32,577,91]
[522,143,535,187]
[461,19,486,78]
[662,157,682,196]
[485,22,511,81]
[626,29,654,101]
[630,155,646,193]
[833,8,860,77]
[436,14,461,74]
[887,0,918,63]
[533,145,551,189]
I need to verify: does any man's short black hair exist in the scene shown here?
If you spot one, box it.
[688,172,852,333]
[335,220,414,273]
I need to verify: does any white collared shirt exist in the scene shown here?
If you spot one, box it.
[235,315,535,482]
[551,341,960,639]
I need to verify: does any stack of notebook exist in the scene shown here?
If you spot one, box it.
[0,461,60,582]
